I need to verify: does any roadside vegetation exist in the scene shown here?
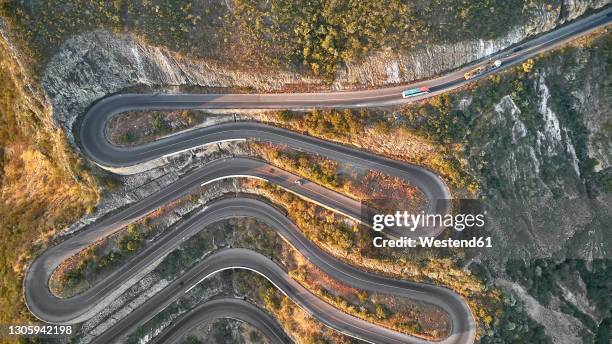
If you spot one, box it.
[462,30,612,343]
[0,35,99,331]
[49,182,234,297]
[289,256,449,340]
[2,0,565,77]
[236,271,356,344]
[265,106,475,191]
[126,216,449,342]
[105,105,474,192]
[106,109,221,146]
[52,28,612,342]
[248,180,502,336]
[231,0,541,77]
[254,141,343,189]
[50,221,148,297]
[251,141,426,207]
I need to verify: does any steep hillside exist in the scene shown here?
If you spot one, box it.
[459,31,611,344]
[0,24,98,329]
[464,32,612,261]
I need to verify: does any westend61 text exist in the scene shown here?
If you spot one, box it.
[373,236,493,248]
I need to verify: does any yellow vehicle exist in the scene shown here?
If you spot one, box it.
[464,66,487,80]
[464,60,502,80]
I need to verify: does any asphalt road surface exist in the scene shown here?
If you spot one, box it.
[23,7,611,344]
[82,121,452,234]
[83,198,474,344]
[92,248,453,344]
[79,6,611,132]
[148,298,291,344]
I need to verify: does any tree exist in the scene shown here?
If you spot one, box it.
[357,290,368,303]
[522,59,535,73]
[277,110,293,122]
[126,240,138,252]
[375,303,388,320]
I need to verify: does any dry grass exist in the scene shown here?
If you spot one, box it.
[0,35,98,330]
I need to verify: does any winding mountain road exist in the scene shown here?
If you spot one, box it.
[79,6,611,141]
[84,198,473,344]
[147,298,291,344]
[22,7,611,344]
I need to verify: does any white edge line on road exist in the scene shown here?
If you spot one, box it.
[199,173,364,224]
[200,175,267,187]
[183,265,379,344]
[162,138,247,159]
[184,266,286,295]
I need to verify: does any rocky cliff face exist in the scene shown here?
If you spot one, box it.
[457,32,611,343]
[31,0,611,260]
[43,1,609,143]
[464,34,611,262]
[43,31,323,145]
[341,0,610,85]
[37,0,611,260]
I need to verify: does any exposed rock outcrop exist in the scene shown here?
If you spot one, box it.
[465,39,611,261]
[42,1,609,144]
[342,1,610,86]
